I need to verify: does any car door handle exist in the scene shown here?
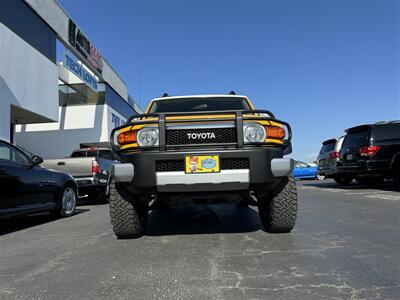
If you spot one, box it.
[57,162,66,166]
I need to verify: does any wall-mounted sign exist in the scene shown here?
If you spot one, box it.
[64,49,98,92]
[111,113,126,128]
[68,19,103,74]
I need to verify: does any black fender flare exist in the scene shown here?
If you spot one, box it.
[389,152,400,171]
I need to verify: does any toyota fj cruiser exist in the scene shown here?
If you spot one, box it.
[109,94,297,238]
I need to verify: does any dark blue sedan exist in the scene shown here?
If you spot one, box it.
[293,161,318,180]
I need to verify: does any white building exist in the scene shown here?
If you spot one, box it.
[0,0,141,158]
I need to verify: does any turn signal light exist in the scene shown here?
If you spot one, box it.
[117,130,137,145]
[359,146,380,157]
[265,126,285,139]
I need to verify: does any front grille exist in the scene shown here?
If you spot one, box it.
[155,160,184,172]
[155,158,249,172]
[220,158,249,170]
[166,128,236,146]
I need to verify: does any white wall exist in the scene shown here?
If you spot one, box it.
[0,23,59,141]
[15,104,127,159]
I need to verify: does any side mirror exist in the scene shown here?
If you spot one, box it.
[31,155,43,165]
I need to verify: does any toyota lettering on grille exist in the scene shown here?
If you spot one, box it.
[187,132,216,140]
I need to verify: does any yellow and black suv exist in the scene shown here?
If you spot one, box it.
[109,94,297,238]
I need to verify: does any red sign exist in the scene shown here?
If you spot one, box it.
[68,20,103,74]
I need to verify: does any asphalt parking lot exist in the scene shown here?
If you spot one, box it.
[1,180,399,300]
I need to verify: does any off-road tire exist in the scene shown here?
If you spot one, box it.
[257,175,298,233]
[109,181,148,239]
[334,176,353,185]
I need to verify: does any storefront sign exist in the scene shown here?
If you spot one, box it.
[111,113,126,128]
[68,19,103,74]
[64,49,98,92]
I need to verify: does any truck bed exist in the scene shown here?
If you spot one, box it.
[42,157,96,178]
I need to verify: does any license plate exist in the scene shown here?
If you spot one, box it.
[346,154,353,160]
[185,155,220,174]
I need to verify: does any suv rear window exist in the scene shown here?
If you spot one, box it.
[341,130,368,151]
[371,123,400,142]
[148,97,251,113]
[319,142,335,154]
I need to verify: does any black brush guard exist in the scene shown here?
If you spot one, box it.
[110,110,292,153]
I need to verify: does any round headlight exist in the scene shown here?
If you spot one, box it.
[243,123,266,143]
[137,127,159,147]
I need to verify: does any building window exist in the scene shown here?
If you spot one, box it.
[59,83,105,106]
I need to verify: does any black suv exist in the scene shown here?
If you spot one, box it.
[336,121,400,186]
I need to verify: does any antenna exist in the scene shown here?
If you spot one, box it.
[229,91,236,95]
[162,93,170,97]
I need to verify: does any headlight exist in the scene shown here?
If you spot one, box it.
[243,123,266,143]
[137,127,159,147]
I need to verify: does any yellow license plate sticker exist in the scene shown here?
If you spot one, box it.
[185,155,220,174]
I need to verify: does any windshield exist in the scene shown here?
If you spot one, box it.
[295,161,310,168]
[371,124,400,142]
[341,130,368,153]
[319,142,335,154]
[148,97,252,113]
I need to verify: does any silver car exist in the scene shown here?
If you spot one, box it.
[317,136,344,179]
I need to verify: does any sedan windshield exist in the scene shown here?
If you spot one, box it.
[148,97,252,113]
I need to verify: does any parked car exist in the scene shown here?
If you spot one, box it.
[42,148,117,201]
[336,121,400,186]
[0,140,77,219]
[317,136,345,181]
[293,161,318,180]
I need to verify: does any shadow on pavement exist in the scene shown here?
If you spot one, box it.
[302,180,399,192]
[146,204,262,236]
[77,197,108,206]
[0,208,89,236]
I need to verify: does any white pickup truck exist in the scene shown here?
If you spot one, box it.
[42,148,117,201]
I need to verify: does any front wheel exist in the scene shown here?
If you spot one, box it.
[58,185,77,217]
[109,181,148,239]
[257,175,298,233]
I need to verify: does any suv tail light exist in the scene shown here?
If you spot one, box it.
[92,159,101,174]
[329,151,339,159]
[359,146,380,157]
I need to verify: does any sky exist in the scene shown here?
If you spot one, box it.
[59,0,399,162]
